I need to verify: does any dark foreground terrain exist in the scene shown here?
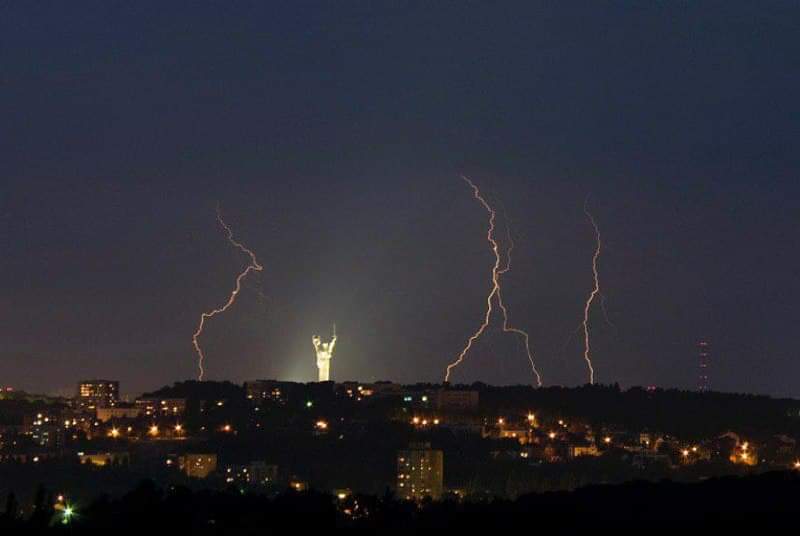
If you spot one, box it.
[1,470,797,532]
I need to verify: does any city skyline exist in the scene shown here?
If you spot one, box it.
[5,3,800,529]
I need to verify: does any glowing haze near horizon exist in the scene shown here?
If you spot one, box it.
[2,3,799,397]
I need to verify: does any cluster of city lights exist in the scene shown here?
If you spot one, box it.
[680,446,699,458]
[738,442,751,463]
[411,416,441,427]
[344,385,374,401]
[494,413,538,427]
[102,423,185,438]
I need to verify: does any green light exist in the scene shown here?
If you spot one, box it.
[306,401,313,408]
[62,506,74,524]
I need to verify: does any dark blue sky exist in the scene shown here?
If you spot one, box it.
[2,2,799,396]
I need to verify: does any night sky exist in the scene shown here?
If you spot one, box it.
[2,2,799,397]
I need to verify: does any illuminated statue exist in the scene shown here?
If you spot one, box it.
[312,325,337,382]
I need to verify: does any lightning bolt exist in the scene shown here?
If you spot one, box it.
[192,207,263,381]
[561,302,614,357]
[598,292,615,329]
[445,176,542,386]
[581,198,602,385]
[497,224,542,385]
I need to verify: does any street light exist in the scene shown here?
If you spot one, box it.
[62,506,74,525]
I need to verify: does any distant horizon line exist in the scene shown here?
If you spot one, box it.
[3,379,795,402]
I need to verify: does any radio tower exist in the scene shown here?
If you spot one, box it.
[697,340,710,392]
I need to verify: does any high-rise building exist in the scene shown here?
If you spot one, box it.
[30,423,64,450]
[396,442,443,500]
[77,380,120,410]
[698,340,710,392]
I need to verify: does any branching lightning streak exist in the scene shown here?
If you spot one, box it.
[598,292,615,330]
[581,199,602,385]
[444,176,542,386]
[192,207,263,381]
[562,293,614,355]
[497,223,542,386]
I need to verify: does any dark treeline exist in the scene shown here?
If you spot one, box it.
[142,380,245,401]
[447,383,800,438]
[140,380,800,440]
[1,471,798,532]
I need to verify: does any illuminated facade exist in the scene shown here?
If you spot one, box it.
[498,428,533,445]
[568,443,600,458]
[30,423,64,449]
[396,442,443,500]
[312,327,337,382]
[134,398,187,416]
[96,405,142,422]
[77,380,119,410]
[79,451,130,467]
[179,453,218,478]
